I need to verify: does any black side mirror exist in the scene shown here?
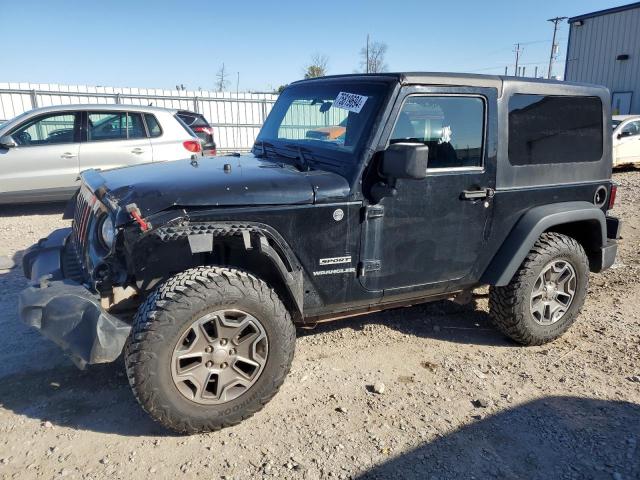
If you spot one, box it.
[0,135,17,149]
[380,143,429,180]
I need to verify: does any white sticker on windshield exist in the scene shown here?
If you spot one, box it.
[333,92,368,113]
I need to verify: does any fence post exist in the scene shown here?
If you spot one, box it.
[261,100,267,123]
[115,93,121,104]
[193,96,199,113]
[30,90,38,109]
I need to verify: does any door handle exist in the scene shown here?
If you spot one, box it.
[131,148,144,154]
[60,152,77,159]
[461,187,495,200]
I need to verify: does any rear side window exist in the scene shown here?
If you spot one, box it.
[144,114,162,137]
[174,114,196,136]
[508,95,603,165]
[88,112,146,141]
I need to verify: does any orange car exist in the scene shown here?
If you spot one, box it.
[306,125,346,140]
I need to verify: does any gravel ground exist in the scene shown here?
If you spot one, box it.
[0,170,639,480]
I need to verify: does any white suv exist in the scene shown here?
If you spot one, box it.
[0,105,202,203]
[612,115,640,167]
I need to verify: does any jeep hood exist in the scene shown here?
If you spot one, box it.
[81,154,350,223]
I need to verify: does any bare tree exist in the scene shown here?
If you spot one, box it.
[216,63,229,92]
[304,53,329,79]
[360,36,388,73]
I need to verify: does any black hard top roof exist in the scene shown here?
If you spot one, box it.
[292,72,608,97]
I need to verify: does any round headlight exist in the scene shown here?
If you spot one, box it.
[99,216,115,249]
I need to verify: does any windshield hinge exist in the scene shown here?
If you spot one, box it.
[358,259,381,277]
[364,205,385,220]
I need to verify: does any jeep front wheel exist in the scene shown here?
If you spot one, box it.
[125,266,296,434]
[489,232,589,346]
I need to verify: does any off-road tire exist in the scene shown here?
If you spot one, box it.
[124,266,295,434]
[489,232,589,345]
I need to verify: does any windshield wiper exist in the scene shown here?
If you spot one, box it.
[253,140,310,171]
[253,140,273,158]
[288,144,310,172]
[285,144,343,169]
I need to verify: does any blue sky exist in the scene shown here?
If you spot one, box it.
[2,0,626,92]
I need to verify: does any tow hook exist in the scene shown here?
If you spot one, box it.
[126,204,151,232]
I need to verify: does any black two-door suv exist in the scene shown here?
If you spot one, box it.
[19,73,620,433]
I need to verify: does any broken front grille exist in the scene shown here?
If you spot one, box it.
[69,185,100,279]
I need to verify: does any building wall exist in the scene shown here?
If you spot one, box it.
[565,6,640,114]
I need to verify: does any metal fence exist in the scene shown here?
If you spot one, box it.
[0,83,278,152]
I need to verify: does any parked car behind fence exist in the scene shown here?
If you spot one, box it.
[176,110,217,156]
[612,115,640,167]
[0,104,202,203]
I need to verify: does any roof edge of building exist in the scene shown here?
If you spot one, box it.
[568,2,640,23]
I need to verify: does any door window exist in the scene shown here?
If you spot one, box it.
[390,96,485,169]
[88,112,146,141]
[11,113,78,146]
[620,121,640,137]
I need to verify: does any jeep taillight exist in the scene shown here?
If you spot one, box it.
[608,184,617,210]
[183,140,202,153]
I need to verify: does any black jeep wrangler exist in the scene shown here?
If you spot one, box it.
[20,73,621,433]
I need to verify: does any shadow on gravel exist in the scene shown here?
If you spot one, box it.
[0,361,173,437]
[0,201,67,218]
[356,396,640,480]
[613,164,640,173]
[298,299,515,347]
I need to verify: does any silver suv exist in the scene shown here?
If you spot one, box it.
[0,105,202,203]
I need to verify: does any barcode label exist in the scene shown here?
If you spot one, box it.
[333,92,368,113]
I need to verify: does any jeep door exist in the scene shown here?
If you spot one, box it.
[79,111,153,172]
[0,111,81,202]
[359,86,497,296]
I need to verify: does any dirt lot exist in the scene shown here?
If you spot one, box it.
[0,171,639,480]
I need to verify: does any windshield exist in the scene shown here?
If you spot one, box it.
[256,81,389,169]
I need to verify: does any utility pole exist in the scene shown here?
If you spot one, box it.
[504,66,508,76]
[514,43,522,76]
[534,66,539,78]
[547,16,567,78]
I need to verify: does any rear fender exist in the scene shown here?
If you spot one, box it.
[481,201,606,286]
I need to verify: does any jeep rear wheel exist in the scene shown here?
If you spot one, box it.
[124,266,295,434]
[489,232,589,346]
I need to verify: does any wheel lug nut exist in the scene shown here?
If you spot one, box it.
[205,361,213,368]
[229,349,236,355]
[220,339,228,346]
[221,362,228,369]
[205,346,213,353]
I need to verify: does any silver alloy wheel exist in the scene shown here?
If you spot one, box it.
[530,260,577,326]
[171,309,268,405]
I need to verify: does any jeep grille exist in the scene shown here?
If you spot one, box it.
[69,185,100,278]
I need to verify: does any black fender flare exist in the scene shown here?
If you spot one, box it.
[151,221,304,316]
[481,201,606,286]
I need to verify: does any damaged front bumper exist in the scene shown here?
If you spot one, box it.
[19,228,130,369]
